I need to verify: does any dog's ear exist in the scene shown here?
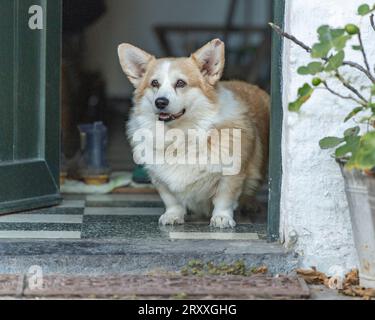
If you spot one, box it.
[191,39,225,86]
[118,43,155,88]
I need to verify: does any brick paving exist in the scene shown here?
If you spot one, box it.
[0,275,24,297]
[0,274,310,300]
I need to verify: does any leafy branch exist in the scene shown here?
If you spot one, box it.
[357,30,371,73]
[270,3,375,171]
[269,23,375,84]
[335,71,368,104]
[322,81,364,105]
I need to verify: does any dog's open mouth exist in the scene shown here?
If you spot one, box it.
[158,109,186,122]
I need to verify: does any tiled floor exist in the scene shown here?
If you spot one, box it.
[0,201,85,240]
[0,194,267,241]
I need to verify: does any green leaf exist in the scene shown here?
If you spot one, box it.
[369,103,375,112]
[317,26,345,43]
[358,4,371,15]
[288,83,315,112]
[330,28,345,38]
[297,62,324,75]
[307,62,324,75]
[317,25,331,42]
[371,84,375,95]
[298,83,313,96]
[297,66,310,75]
[313,26,350,58]
[325,50,345,71]
[344,126,360,137]
[335,136,360,158]
[319,137,344,149]
[347,132,375,170]
[352,45,362,51]
[344,107,364,122]
[332,35,351,51]
[312,42,332,58]
[288,101,302,112]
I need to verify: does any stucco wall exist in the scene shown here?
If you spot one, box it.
[281,0,375,273]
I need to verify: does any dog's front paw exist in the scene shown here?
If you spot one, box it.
[210,214,236,229]
[159,207,185,226]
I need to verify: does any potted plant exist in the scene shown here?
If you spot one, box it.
[270,3,375,289]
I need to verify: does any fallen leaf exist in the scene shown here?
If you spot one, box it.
[343,269,359,287]
[253,266,268,274]
[340,286,375,300]
[296,268,328,285]
[296,267,373,300]
[352,287,375,298]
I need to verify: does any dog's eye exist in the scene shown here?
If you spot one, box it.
[176,80,186,88]
[151,80,160,88]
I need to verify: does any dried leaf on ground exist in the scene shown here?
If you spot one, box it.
[341,286,375,300]
[296,267,328,285]
[297,267,372,300]
[339,269,374,300]
[343,269,359,287]
[252,266,268,274]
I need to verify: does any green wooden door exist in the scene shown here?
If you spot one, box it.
[0,0,62,214]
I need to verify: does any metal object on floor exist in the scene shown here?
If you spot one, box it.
[78,122,111,185]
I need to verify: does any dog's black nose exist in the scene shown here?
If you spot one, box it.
[155,97,169,109]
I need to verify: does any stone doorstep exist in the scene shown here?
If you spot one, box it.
[0,274,310,299]
[0,239,298,276]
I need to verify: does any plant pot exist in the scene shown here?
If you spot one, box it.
[338,161,375,289]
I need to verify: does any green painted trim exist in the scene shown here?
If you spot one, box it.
[44,0,62,186]
[0,1,62,215]
[0,195,61,215]
[0,1,16,162]
[267,0,285,242]
[0,160,61,214]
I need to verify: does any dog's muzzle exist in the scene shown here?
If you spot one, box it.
[158,109,186,122]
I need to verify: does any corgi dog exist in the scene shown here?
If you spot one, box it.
[118,39,270,228]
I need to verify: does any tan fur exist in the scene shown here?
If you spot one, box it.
[118,39,270,228]
[222,81,270,179]
[135,58,218,104]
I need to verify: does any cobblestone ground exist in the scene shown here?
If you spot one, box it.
[0,274,311,300]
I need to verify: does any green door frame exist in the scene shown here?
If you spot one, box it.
[0,0,285,241]
[0,0,62,214]
[267,0,285,242]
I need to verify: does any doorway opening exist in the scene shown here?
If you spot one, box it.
[59,0,280,242]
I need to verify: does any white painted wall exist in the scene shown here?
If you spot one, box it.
[84,0,270,97]
[281,0,375,273]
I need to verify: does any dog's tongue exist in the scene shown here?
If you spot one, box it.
[159,113,172,121]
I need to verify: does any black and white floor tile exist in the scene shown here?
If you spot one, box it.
[0,201,85,239]
[0,195,267,241]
